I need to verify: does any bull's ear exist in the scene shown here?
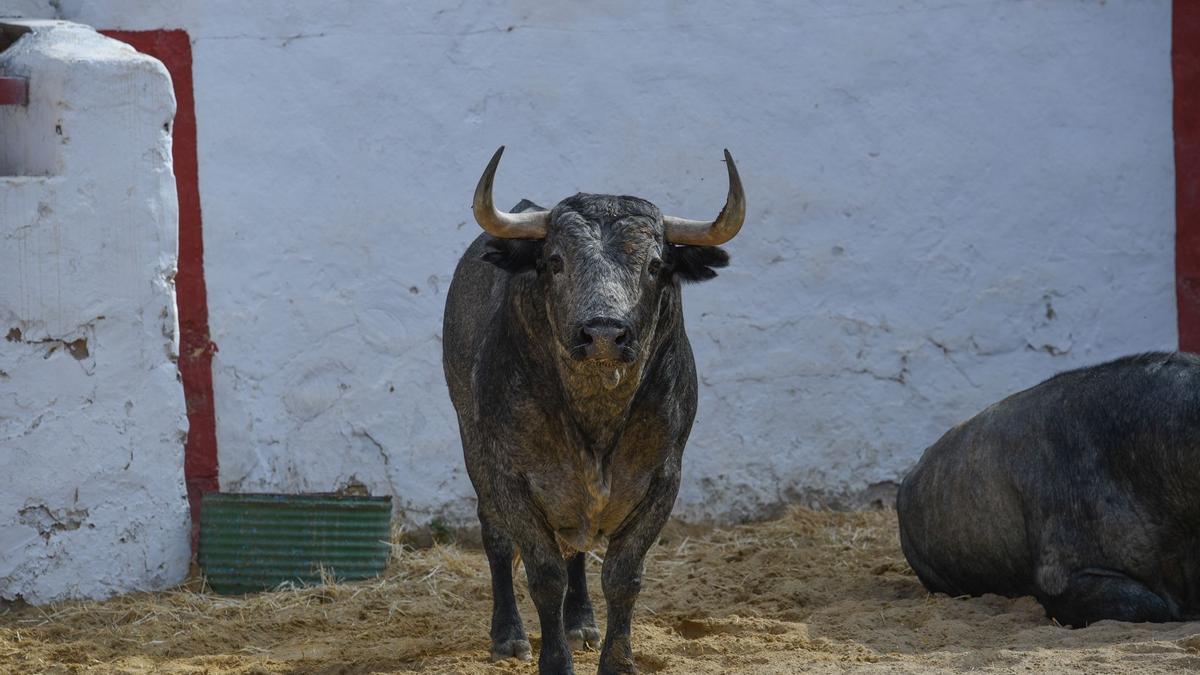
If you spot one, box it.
[667,245,729,283]
[479,199,548,272]
[481,237,544,273]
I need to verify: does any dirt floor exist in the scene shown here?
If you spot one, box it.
[3,508,1200,674]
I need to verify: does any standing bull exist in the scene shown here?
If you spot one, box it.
[442,147,746,674]
[897,352,1200,627]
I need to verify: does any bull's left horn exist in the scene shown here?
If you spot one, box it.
[472,146,550,239]
[662,149,746,246]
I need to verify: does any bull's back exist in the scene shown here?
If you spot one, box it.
[899,352,1200,601]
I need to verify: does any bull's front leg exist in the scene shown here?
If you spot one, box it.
[598,472,679,675]
[522,539,574,674]
[565,553,601,651]
[479,510,531,661]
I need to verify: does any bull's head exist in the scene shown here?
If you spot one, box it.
[471,147,745,375]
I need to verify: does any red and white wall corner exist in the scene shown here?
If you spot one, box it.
[97,29,219,553]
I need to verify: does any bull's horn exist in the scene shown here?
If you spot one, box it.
[662,149,746,246]
[472,146,550,239]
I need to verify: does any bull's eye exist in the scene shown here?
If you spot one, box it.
[548,254,564,274]
[648,258,663,276]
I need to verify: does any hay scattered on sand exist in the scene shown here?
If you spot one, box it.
[3,509,1199,673]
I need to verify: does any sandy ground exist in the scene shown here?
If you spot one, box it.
[3,508,1199,674]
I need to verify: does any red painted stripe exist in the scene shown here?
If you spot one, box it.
[0,76,26,105]
[100,30,218,552]
[1175,2,1200,352]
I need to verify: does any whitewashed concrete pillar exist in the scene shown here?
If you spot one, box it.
[0,20,189,604]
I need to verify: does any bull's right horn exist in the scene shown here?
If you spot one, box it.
[472,146,550,239]
[662,149,746,246]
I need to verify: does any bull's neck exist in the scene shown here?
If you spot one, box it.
[555,357,645,450]
[507,276,653,451]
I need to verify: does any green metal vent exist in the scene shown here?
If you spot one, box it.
[198,492,393,594]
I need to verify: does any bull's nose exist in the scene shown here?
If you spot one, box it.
[579,318,630,360]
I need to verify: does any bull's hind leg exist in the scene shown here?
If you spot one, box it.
[1041,567,1172,627]
[564,553,601,651]
[480,512,531,662]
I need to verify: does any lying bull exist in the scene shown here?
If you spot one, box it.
[897,351,1200,627]
[442,147,746,673]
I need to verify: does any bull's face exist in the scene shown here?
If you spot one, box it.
[541,196,668,364]
[471,147,745,374]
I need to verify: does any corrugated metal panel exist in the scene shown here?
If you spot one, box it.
[198,493,392,594]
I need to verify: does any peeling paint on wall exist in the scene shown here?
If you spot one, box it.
[17,505,89,541]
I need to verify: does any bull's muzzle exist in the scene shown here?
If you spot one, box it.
[575,318,633,362]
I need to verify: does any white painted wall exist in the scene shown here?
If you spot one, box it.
[0,21,189,603]
[8,2,1177,524]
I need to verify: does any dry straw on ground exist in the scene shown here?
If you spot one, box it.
[3,508,1199,673]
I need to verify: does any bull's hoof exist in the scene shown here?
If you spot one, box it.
[598,655,638,675]
[566,626,601,651]
[490,638,532,662]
